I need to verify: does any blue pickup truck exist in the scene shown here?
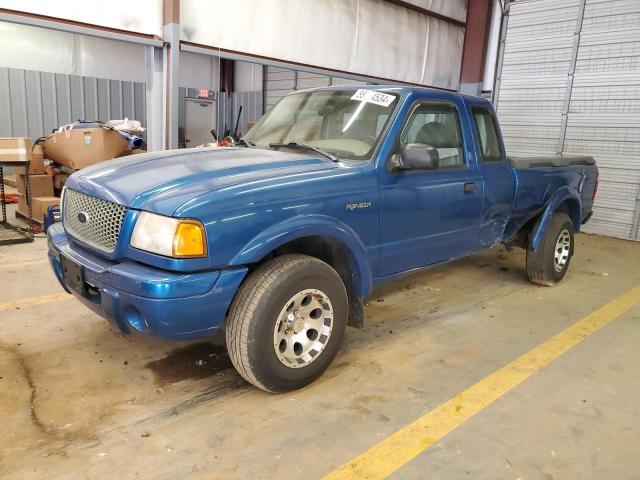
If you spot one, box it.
[48,86,598,392]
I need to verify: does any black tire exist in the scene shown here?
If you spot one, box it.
[226,254,348,392]
[526,213,574,286]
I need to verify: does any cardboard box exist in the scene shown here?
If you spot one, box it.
[43,127,128,170]
[31,196,60,223]
[16,194,59,223]
[17,194,28,217]
[29,144,46,174]
[16,174,54,197]
[2,174,17,187]
[0,137,32,164]
[53,172,70,191]
[117,148,147,157]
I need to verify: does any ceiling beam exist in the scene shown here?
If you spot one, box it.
[383,0,466,28]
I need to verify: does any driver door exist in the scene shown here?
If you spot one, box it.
[378,100,484,277]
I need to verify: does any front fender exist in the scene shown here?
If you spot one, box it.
[530,187,582,251]
[229,215,374,297]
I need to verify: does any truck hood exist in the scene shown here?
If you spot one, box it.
[66,147,339,214]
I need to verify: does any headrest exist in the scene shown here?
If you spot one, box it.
[415,121,458,148]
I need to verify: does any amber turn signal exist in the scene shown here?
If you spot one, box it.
[172,221,206,257]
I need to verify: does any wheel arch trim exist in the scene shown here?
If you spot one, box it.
[530,187,581,251]
[229,215,374,297]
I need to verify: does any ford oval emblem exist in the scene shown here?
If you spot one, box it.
[77,211,90,224]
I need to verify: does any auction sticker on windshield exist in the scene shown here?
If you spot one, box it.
[351,89,396,107]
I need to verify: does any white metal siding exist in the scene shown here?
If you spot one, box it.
[264,67,296,110]
[264,66,376,111]
[330,77,367,86]
[495,0,640,240]
[0,67,146,139]
[296,71,331,90]
[230,91,264,137]
[395,0,468,23]
[182,0,464,90]
[568,0,640,239]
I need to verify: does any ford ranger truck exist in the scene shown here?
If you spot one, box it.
[48,87,598,392]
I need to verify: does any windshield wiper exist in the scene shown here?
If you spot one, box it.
[236,139,255,148]
[269,142,339,162]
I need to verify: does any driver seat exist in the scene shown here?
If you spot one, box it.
[415,121,461,167]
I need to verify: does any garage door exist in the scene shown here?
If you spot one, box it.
[495,0,640,240]
[264,67,296,110]
[264,66,375,110]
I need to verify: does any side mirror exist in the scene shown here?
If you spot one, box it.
[400,144,439,170]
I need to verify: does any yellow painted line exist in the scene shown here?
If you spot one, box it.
[0,259,48,270]
[0,292,72,312]
[323,284,640,480]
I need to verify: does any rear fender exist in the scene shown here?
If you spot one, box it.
[229,215,374,297]
[530,187,581,251]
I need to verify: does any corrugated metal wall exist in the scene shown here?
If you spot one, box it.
[495,0,640,241]
[230,91,264,136]
[264,66,377,110]
[329,77,368,87]
[0,67,146,140]
[567,0,640,240]
[264,67,297,110]
[495,0,579,156]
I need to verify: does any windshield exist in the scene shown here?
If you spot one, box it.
[244,89,399,160]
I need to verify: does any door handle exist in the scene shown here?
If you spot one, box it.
[464,182,477,193]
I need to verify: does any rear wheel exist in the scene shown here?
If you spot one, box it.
[226,254,348,392]
[526,213,574,286]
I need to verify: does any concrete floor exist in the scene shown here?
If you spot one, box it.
[1,226,639,479]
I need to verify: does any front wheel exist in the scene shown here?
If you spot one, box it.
[526,212,574,286]
[226,254,348,392]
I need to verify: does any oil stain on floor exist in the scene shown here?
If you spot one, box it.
[145,343,232,386]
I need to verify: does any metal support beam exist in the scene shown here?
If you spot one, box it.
[0,8,163,47]
[382,0,466,28]
[492,1,510,107]
[145,45,164,151]
[163,25,180,149]
[162,0,180,149]
[459,0,493,97]
[556,0,586,155]
[180,43,433,90]
[632,190,640,240]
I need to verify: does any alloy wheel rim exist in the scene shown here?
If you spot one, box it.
[554,229,571,272]
[273,289,333,368]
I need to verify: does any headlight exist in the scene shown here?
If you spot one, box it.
[130,211,206,258]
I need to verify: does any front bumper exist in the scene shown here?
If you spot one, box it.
[47,223,248,341]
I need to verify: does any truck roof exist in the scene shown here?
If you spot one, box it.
[289,84,492,107]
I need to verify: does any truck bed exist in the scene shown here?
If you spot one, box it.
[503,157,598,241]
[509,155,595,169]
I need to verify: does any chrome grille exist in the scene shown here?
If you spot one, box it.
[63,189,127,253]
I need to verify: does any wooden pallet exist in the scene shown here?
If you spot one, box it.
[15,210,44,233]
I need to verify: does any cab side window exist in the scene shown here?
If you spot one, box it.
[473,108,503,162]
[399,103,465,168]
